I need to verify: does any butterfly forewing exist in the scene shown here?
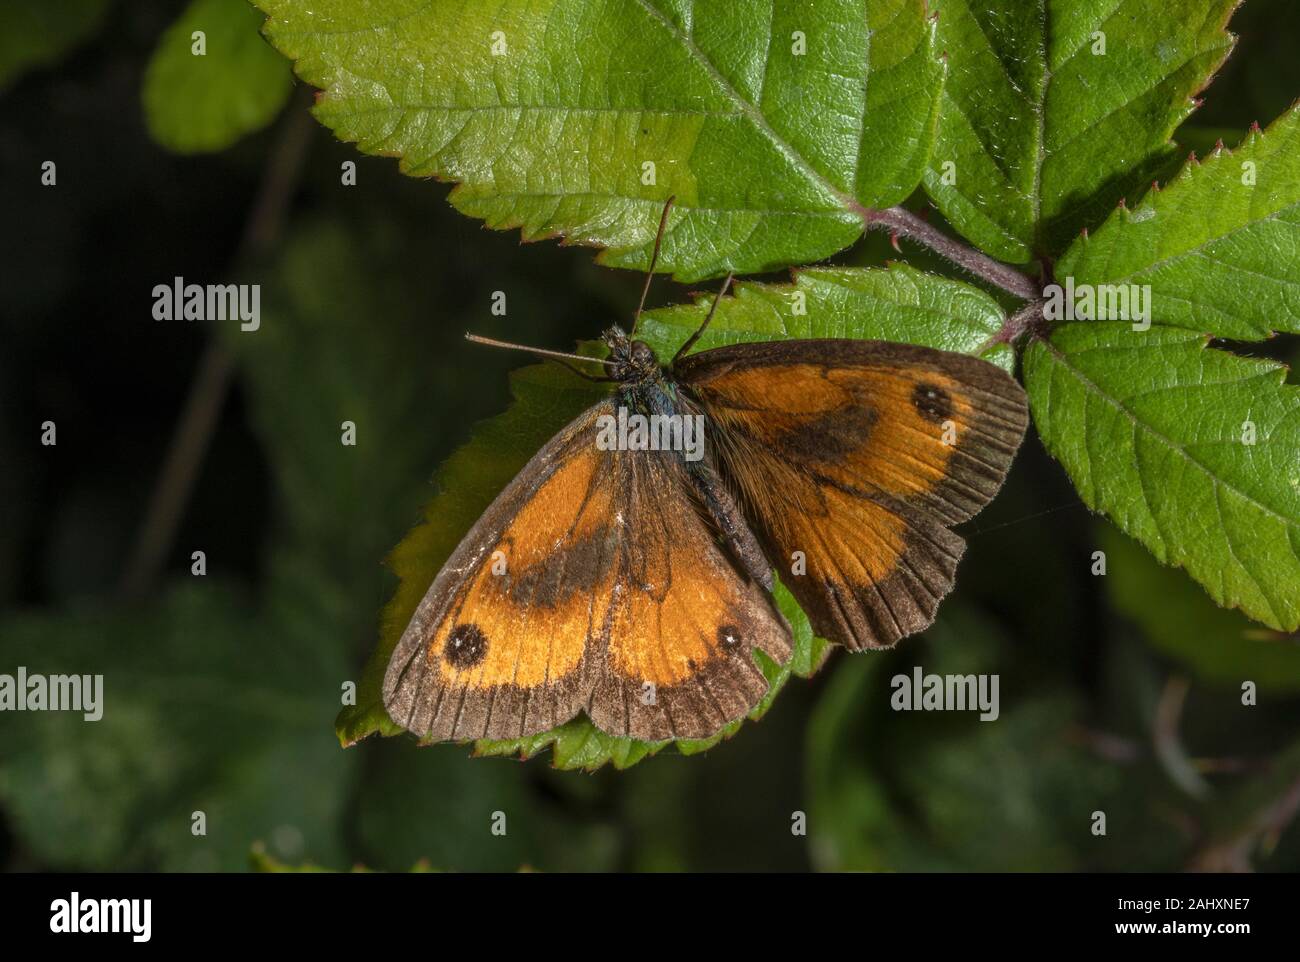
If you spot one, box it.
[384,402,610,741]
[676,339,1029,651]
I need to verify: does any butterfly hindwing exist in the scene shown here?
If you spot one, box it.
[676,339,1029,651]
[383,398,792,742]
[585,443,791,740]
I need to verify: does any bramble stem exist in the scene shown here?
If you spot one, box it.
[991,300,1047,347]
[863,206,1041,301]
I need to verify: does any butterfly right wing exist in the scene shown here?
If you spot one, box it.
[676,339,1028,651]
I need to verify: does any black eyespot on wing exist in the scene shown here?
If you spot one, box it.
[912,382,953,423]
[443,623,488,668]
[717,624,742,649]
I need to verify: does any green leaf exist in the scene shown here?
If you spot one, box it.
[1101,523,1300,692]
[0,0,108,92]
[1024,322,1300,631]
[143,0,293,154]
[635,262,1015,371]
[1056,106,1300,340]
[923,0,1237,263]
[250,844,347,872]
[249,843,436,871]
[340,265,1010,769]
[255,0,942,281]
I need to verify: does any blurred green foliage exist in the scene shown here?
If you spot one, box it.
[1,0,1298,872]
[143,0,292,153]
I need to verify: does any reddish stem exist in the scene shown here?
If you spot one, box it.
[863,206,1040,301]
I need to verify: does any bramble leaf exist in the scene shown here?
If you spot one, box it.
[1056,106,1300,339]
[1024,322,1300,632]
[637,262,1015,371]
[340,266,1012,769]
[923,0,1237,263]
[143,0,294,154]
[254,0,943,281]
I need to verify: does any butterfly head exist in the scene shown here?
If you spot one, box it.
[603,325,661,384]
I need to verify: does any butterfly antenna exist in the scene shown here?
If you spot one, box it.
[672,272,733,366]
[630,196,676,337]
[465,333,616,382]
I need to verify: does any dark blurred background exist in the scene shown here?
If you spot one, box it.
[2,0,1299,872]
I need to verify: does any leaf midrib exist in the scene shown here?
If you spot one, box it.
[631,0,863,217]
[1030,0,1048,251]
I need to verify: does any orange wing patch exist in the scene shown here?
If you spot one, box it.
[730,448,964,650]
[428,447,612,692]
[685,358,1016,525]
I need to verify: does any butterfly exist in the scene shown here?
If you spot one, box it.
[384,200,1029,744]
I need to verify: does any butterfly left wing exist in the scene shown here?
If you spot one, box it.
[384,396,791,743]
[676,339,1028,651]
[384,400,618,743]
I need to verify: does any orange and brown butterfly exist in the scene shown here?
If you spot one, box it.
[383,201,1029,744]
